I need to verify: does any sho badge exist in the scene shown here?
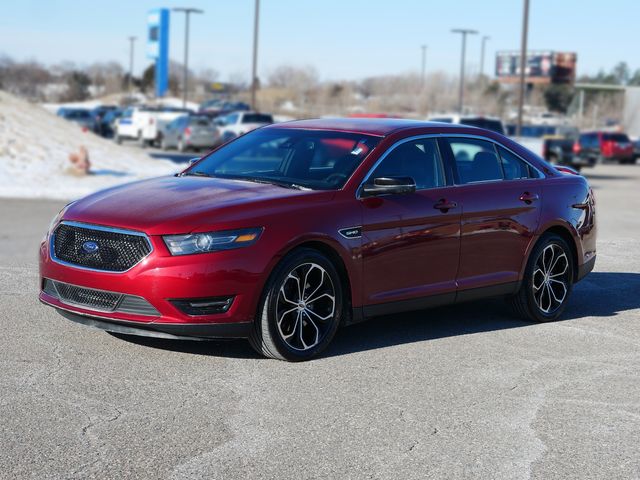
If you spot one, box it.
[338,227,362,239]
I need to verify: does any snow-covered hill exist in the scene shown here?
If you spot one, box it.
[0,90,179,200]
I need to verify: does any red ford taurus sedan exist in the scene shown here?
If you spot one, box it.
[39,119,596,361]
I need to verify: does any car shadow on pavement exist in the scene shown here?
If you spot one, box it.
[111,272,640,360]
[326,272,640,358]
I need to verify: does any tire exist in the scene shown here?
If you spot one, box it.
[510,233,574,322]
[249,248,344,361]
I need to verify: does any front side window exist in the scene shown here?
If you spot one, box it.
[187,129,380,190]
[448,138,502,183]
[367,138,445,190]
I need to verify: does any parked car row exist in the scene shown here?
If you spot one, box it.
[542,131,635,171]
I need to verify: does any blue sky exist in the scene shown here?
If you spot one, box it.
[0,0,635,82]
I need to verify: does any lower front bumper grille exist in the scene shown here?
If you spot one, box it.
[42,279,159,317]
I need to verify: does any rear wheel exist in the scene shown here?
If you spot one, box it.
[511,233,574,322]
[249,248,343,361]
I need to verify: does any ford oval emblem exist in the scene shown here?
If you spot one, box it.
[81,241,99,254]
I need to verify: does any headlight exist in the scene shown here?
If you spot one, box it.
[163,228,263,256]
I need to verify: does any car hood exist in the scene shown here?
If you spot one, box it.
[64,175,333,235]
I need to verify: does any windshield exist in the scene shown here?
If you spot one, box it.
[460,118,505,135]
[603,133,629,142]
[186,129,380,190]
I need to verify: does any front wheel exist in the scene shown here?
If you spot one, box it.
[510,233,574,322]
[249,249,343,361]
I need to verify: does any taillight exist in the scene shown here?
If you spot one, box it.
[149,117,154,125]
[572,141,581,154]
[184,127,192,137]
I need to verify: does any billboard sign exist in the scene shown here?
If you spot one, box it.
[147,8,170,97]
[496,51,577,85]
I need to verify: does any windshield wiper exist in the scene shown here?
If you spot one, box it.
[181,171,213,178]
[217,175,311,190]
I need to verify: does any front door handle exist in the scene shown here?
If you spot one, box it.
[519,192,539,204]
[434,199,458,212]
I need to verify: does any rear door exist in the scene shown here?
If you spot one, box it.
[360,136,461,310]
[442,137,543,296]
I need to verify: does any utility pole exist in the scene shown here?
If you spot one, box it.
[451,28,478,113]
[251,0,260,110]
[127,36,137,96]
[516,0,530,137]
[421,44,427,89]
[173,7,204,108]
[480,35,490,78]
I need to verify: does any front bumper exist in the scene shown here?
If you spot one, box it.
[39,230,267,336]
[51,307,251,340]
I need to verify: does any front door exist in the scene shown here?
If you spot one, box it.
[360,137,461,312]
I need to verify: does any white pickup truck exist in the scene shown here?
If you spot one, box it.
[114,106,193,147]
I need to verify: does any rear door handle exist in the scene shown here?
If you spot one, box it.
[433,199,458,212]
[519,192,539,204]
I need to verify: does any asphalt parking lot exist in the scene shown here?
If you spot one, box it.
[1,163,639,479]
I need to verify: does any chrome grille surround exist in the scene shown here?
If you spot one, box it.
[42,278,160,317]
[50,221,153,273]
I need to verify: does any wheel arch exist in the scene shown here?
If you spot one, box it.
[523,222,580,282]
[262,237,356,325]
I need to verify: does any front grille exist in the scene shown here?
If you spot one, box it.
[42,279,160,316]
[52,222,151,272]
[53,280,121,311]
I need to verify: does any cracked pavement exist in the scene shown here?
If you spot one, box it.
[1,164,639,479]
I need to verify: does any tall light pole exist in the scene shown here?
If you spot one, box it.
[251,0,260,110]
[127,36,137,96]
[421,44,428,89]
[516,0,530,137]
[480,35,490,78]
[451,28,478,113]
[173,7,204,108]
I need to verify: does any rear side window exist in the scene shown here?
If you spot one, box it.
[369,138,445,190]
[497,146,540,179]
[448,138,502,183]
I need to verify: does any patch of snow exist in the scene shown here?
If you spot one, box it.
[0,90,179,201]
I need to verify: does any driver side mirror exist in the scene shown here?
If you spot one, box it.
[188,157,200,166]
[361,176,416,197]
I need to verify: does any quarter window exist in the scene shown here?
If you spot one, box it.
[368,138,445,190]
